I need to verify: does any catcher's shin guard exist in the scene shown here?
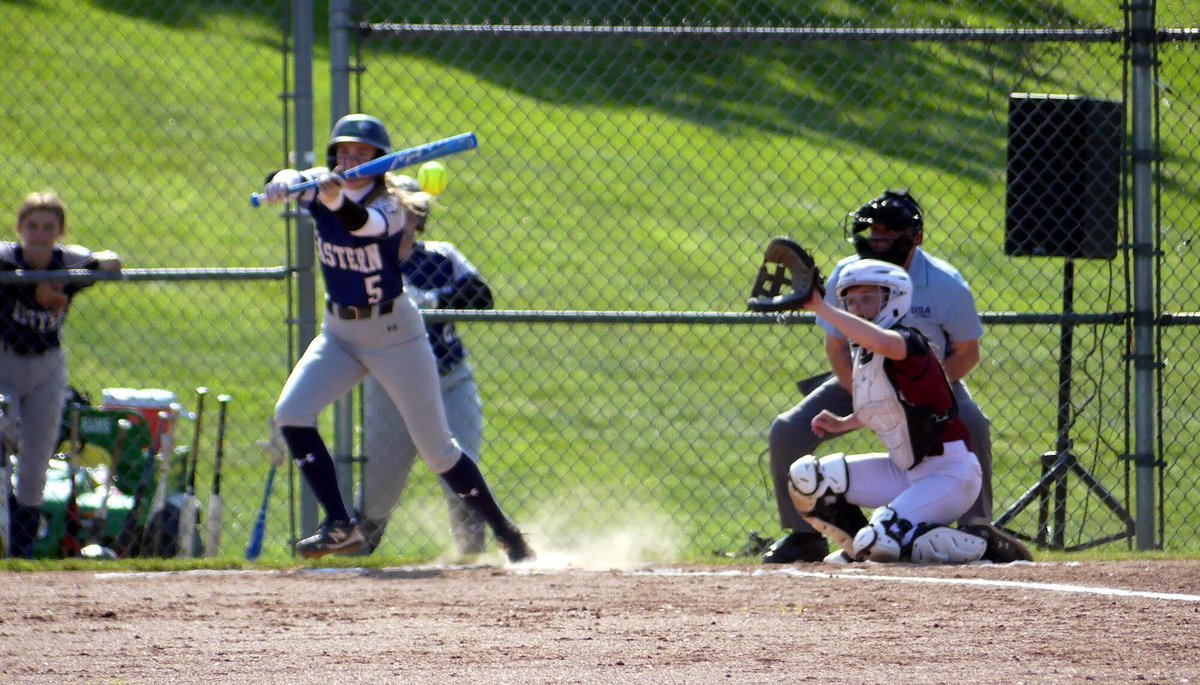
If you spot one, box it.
[800,501,868,555]
[908,524,987,564]
[852,506,908,562]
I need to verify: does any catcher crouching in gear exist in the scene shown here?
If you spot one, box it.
[261,114,533,563]
[761,190,1011,564]
[787,258,1028,564]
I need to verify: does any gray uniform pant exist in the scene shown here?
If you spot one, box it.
[275,296,462,474]
[769,375,993,532]
[361,361,484,547]
[0,347,68,508]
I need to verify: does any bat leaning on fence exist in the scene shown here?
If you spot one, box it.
[245,429,286,562]
[249,132,479,207]
[205,394,231,558]
[143,407,178,556]
[61,406,83,558]
[176,387,207,559]
[113,436,159,559]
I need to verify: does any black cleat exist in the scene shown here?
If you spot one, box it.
[352,517,388,556]
[494,523,535,563]
[963,524,1034,563]
[761,531,829,564]
[296,519,364,559]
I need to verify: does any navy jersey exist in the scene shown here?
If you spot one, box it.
[403,241,492,375]
[303,186,409,308]
[0,242,98,354]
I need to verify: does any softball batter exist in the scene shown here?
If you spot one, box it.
[262,114,532,561]
[1,190,121,558]
[359,179,491,557]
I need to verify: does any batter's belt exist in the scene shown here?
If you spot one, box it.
[325,298,396,320]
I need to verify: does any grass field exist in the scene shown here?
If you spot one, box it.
[1,1,1197,562]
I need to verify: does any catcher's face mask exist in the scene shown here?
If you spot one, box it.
[839,286,886,319]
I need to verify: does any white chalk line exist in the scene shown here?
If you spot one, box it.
[94,563,1200,603]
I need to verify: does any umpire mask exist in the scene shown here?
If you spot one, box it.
[846,190,923,266]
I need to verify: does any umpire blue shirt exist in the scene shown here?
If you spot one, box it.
[819,248,984,360]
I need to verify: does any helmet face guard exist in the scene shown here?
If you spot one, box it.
[325,114,392,168]
[847,190,923,266]
[835,258,913,329]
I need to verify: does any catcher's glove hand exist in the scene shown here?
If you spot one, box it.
[746,237,825,313]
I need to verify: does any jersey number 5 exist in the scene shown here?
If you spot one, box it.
[365,275,383,304]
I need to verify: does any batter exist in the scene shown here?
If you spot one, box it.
[261,114,532,561]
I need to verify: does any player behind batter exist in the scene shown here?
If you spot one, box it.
[789,259,1026,563]
[358,175,490,558]
[261,114,533,561]
[1,191,121,558]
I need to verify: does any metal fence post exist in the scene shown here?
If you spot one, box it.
[1128,0,1160,550]
[328,0,357,510]
[292,0,319,540]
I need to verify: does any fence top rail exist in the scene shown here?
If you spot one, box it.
[422,310,1129,325]
[0,267,291,283]
[364,23,1127,43]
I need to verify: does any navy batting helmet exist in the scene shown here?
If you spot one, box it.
[847,190,924,265]
[326,114,392,168]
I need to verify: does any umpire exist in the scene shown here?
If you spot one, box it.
[762,190,997,563]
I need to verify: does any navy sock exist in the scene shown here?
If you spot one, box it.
[279,426,350,523]
[10,501,40,559]
[438,455,509,531]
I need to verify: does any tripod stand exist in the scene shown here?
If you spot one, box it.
[994,259,1135,551]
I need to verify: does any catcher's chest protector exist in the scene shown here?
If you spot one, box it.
[852,348,917,470]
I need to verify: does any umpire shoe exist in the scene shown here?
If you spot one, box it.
[296,519,365,559]
[962,524,1034,563]
[494,522,535,563]
[761,531,829,564]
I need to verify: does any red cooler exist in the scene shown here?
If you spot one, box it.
[100,388,179,450]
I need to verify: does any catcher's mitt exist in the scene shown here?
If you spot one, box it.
[746,237,824,313]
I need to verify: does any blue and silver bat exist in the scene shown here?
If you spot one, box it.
[250,132,478,207]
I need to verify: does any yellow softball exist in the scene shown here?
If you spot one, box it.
[417,161,447,195]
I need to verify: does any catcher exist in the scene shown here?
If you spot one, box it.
[750,243,1027,563]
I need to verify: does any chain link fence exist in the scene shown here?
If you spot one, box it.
[1,1,1196,562]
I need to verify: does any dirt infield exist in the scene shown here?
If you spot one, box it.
[2,560,1197,684]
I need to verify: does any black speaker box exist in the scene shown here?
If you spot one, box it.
[1005,93,1122,260]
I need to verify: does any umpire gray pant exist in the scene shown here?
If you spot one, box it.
[769,374,993,533]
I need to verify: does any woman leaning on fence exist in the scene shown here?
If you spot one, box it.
[0,190,121,558]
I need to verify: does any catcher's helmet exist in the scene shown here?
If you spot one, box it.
[847,190,923,265]
[326,114,392,168]
[836,258,913,329]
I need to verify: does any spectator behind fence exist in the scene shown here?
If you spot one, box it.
[1,190,121,558]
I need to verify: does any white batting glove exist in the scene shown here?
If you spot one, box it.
[263,181,293,204]
[317,171,345,209]
[409,287,440,310]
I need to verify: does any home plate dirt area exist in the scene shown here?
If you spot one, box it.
[1,560,1197,684]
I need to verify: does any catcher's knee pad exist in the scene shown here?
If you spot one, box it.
[908,525,987,564]
[787,453,849,515]
[851,506,911,562]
